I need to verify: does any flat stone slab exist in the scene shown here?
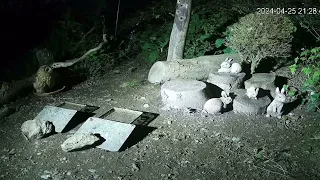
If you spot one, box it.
[35,103,99,133]
[161,79,209,110]
[75,117,136,152]
[35,106,78,133]
[244,73,276,97]
[233,89,271,116]
[100,107,143,124]
[207,72,246,92]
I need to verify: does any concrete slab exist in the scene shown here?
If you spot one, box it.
[75,117,136,152]
[35,106,78,133]
[100,107,143,124]
[36,103,99,133]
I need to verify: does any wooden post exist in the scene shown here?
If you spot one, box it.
[166,0,192,61]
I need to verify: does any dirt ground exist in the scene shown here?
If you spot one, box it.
[0,61,320,180]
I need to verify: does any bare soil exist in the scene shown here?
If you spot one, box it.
[0,62,320,180]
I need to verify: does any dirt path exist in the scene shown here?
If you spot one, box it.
[0,63,319,180]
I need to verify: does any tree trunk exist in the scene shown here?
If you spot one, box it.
[148,53,240,84]
[166,0,192,61]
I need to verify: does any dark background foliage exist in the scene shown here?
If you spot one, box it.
[0,0,155,80]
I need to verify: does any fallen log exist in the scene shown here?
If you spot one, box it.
[148,53,241,84]
[0,77,34,107]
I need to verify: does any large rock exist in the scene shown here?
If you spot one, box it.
[207,72,246,92]
[160,79,209,110]
[21,119,53,139]
[244,72,276,97]
[61,133,100,152]
[233,89,271,116]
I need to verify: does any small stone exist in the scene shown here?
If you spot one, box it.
[113,70,120,74]
[40,174,52,179]
[140,97,146,100]
[231,137,240,143]
[89,169,96,173]
[128,67,137,72]
[66,171,72,176]
[143,104,149,108]
[167,120,172,125]
[132,163,140,172]
[8,149,15,155]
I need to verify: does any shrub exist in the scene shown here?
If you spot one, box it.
[133,22,171,63]
[184,5,237,58]
[226,13,297,73]
[289,47,320,112]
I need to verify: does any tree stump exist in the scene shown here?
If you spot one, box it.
[244,72,276,97]
[160,79,209,110]
[233,89,271,116]
[207,72,246,92]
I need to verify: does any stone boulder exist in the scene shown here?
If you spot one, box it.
[21,119,53,140]
[61,133,101,152]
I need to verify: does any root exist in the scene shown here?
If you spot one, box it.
[35,86,66,96]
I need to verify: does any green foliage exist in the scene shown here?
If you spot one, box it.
[47,11,87,60]
[226,13,297,73]
[283,84,297,96]
[136,23,171,63]
[184,13,215,58]
[184,7,236,58]
[289,47,320,112]
[214,29,237,54]
[73,51,115,77]
[45,11,116,78]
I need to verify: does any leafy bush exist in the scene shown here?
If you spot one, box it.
[215,29,237,54]
[289,47,320,112]
[73,51,115,77]
[47,11,87,60]
[45,11,116,78]
[184,12,215,58]
[140,32,170,63]
[226,13,297,73]
[184,6,237,58]
[135,23,171,63]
